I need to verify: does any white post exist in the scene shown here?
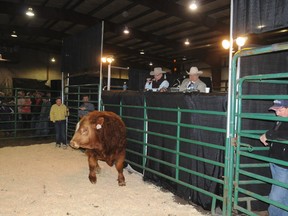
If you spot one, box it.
[98,20,104,111]
[107,63,111,91]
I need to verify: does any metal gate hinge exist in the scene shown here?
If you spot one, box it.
[231,137,237,147]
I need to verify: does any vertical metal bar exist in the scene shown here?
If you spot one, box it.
[61,72,64,102]
[119,98,123,117]
[14,88,18,137]
[98,20,104,111]
[175,107,181,180]
[107,63,111,91]
[223,0,235,215]
[233,75,243,210]
[78,85,81,120]
[143,97,148,174]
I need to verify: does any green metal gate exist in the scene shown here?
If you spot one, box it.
[226,42,288,215]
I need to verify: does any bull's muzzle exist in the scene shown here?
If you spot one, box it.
[70,140,80,149]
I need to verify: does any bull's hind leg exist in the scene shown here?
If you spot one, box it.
[86,150,100,184]
[115,150,126,186]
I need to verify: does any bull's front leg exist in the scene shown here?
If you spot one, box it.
[86,150,100,184]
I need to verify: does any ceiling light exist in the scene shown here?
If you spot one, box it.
[182,57,187,61]
[189,1,198,10]
[140,50,145,55]
[50,57,56,63]
[184,39,190,45]
[123,26,130,34]
[236,36,247,47]
[0,54,9,62]
[11,31,17,38]
[149,62,153,66]
[222,39,230,49]
[102,56,114,64]
[280,29,288,33]
[26,7,35,17]
[257,25,265,29]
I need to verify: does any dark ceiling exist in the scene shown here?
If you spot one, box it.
[0,0,287,70]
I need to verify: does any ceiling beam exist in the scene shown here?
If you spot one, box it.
[128,0,229,34]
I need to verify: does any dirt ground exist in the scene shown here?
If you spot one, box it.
[0,142,211,216]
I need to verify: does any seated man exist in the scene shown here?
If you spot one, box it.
[179,67,206,92]
[78,95,95,118]
[144,67,169,92]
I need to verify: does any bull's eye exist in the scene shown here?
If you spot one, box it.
[81,127,88,135]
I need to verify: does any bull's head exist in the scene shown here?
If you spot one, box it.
[70,115,104,149]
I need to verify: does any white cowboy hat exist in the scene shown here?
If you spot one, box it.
[186,67,203,75]
[150,67,166,76]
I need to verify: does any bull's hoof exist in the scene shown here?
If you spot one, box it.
[118,180,126,186]
[89,175,97,184]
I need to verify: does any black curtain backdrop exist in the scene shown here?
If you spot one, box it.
[143,92,187,192]
[128,68,149,91]
[235,52,288,210]
[233,3,288,209]
[233,0,288,36]
[62,23,102,74]
[121,91,145,173]
[176,94,227,210]
[102,91,231,210]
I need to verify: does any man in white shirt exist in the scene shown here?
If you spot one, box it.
[179,67,206,92]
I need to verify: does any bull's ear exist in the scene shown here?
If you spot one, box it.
[95,117,104,130]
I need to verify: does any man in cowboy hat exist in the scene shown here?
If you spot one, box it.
[179,66,207,92]
[144,67,169,92]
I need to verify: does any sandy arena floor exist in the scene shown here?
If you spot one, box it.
[0,143,210,216]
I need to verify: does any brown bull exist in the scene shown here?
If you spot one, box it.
[70,111,127,186]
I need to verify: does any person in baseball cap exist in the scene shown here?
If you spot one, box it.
[269,99,288,111]
[259,99,288,215]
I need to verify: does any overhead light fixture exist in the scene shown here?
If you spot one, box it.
[123,26,130,34]
[182,57,187,61]
[189,1,198,10]
[222,39,230,49]
[0,54,9,62]
[235,36,247,47]
[257,25,265,29]
[221,36,248,50]
[140,50,145,55]
[101,56,114,64]
[184,38,190,45]
[11,31,17,38]
[279,29,288,33]
[149,62,153,66]
[26,7,35,17]
[50,57,56,63]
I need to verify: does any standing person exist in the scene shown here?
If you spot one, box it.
[260,99,288,216]
[179,67,206,92]
[78,95,95,119]
[30,91,42,129]
[50,97,69,149]
[36,96,51,136]
[144,67,169,92]
[17,91,25,129]
[21,96,32,129]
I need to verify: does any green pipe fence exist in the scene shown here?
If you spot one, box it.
[0,87,60,142]
[64,84,100,139]
[102,99,227,215]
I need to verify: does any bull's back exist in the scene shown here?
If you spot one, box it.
[89,111,126,153]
